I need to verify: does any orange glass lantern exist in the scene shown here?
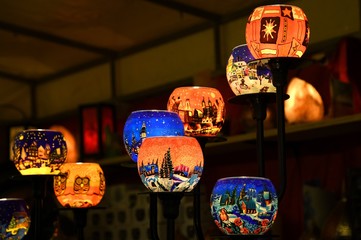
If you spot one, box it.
[54,162,106,208]
[167,86,226,137]
[246,4,310,59]
[137,136,204,192]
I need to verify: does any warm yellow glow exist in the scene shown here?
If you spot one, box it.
[285,77,324,123]
[54,162,106,208]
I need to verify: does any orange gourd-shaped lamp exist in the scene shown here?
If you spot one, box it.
[54,162,106,208]
[246,4,310,59]
[167,86,226,137]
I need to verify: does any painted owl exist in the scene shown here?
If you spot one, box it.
[54,171,68,195]
[99,171,106,195]
[74,176,90,194]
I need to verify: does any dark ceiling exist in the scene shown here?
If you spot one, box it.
[0,0,282,86]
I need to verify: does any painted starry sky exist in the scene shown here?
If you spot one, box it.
[14,130,67,149]
[0,199,29,223]
[123,110,185,160]
[231,44,255,63]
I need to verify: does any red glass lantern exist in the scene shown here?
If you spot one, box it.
[246,4,310,59]
[167,86,226,137]
[79,103,116,159]
[54,162,106,208]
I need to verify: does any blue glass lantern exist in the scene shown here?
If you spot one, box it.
[226,44,275,96]
[12,129,67,175]
[123,110,185,163]
[210,176,278,235]
[0,198,31,239]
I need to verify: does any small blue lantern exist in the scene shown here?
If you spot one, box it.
[123,110,185,163]
[0,198,31,239]
[210,176,278,235]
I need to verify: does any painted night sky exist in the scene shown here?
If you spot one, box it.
[230,44,255,63]
[123,110,185,162]
[14,129,67,149]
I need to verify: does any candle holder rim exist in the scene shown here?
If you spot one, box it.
[172,86,220,91]
[143,135,197,140]
[252,4,305,8]
[128,109,178,114]
[61,162,100,166]
[0,197,27,202]
[216,176,272,182]
[17,128,63,133]
[231,43,248,50]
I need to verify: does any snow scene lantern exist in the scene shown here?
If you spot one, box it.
[246,4,310,59]
[210,177,278,235]
[12,129,67,175]
[137,136,204,192]
[167,86,226,137]
[226,44,275,95]
[0,198,31,239]
[123,110,185,163]
[54,162,106,208]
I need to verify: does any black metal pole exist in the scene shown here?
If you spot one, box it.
[268,58,290,202]
[73,208,88,240]
[250,94,269,177]
[158,192,184,240]
[30,176,48,240]
[149,193,160,240]
[194,137,208,240]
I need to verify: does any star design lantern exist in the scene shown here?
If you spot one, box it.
[246,4,310,59]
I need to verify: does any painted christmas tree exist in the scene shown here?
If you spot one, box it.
[160,148,174,179]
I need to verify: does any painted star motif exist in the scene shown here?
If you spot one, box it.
[282,7,292,18]
[253,8,263,20]
[262,19,277,41]
[293,8,304,19]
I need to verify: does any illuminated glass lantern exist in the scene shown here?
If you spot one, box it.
[123,110,185,163]
[285,77,324,123]
[0,198,31,239]
[246,4,310,59]
[137,136,204,192]
[210,177,278,235]
[226,44,275,95]
[12,129,67,175]
[167,86,226,137]
[54,162,106,208]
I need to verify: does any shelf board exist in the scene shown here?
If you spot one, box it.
[100,113,361,165]
[206,113,361,154]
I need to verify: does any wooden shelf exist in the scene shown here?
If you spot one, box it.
[100,113,361,165]
[206,113,361,155]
